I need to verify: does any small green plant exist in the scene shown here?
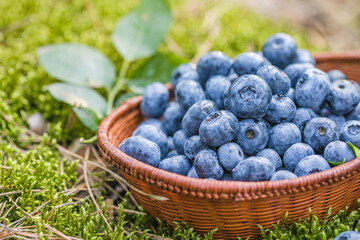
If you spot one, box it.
[37,0,185,142]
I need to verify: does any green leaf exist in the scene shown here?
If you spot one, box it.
[45,83,107,117]
[112,0,172,61]
[347,142,360,157]
[73,107,100,131]
[327,159,346,167]
[37,43,115,88]
[114,92,139,107]
[128,52,186,93]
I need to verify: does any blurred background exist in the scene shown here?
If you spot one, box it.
[1,0,360,140]
[233,0,360,51]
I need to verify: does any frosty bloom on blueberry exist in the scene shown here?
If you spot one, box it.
[117,32,360,183]
[140,82,169,118]
[224,74,272,118]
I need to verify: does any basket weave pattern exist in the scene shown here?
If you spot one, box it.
[98,52,360,239]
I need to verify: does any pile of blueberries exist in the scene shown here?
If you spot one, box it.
[119,33,360,182]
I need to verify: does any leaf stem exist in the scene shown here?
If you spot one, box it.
[80,135,97,144]
[107,60,131,114]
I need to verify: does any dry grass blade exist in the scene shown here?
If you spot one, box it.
[191,6,227,63]
[9,200,50,228]
[124,227,173,240]
[56,144,168,201]
[0,223,39,239]
[112,206,147,216]
[91,145,107,168]
[2,198,18,220]
[83,146,113,231]
[8,198,80,240]
[0,190,44,197]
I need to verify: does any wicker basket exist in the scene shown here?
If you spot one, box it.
[98,52,360,239]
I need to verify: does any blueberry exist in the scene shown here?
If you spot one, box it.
[256,65,291,94]
[340,120,360,148]
[199,110,239,147]
[232,52,270,76]
[221,171,233,181]
[334,231,360,240]
[325,80,360,115]
[256,148,283,170]
[269,123,301,155]
[303,117,339,153]
[167,137,174,151]
[259,118,273,132]
[283,63,314,88]
[346,103,360,121]
[283,143,315,172]
[218,142,245,171]
[295,68,331,112]
[327,69,346,83]
[232,156,275,181]
[227,70,239,83]
[294,155,331,177]
[132,124,168,159]
[327,114,346,130]
[173,130,188,155]
[349,80,360,96]
[182,100,219,137]
[205,75,231,109]
[236,119,269,154]
[139,118,162,128]
[286,88,295,102]
[171,63,199,87]
[187,166,200,178]
[224,74,272,118]
[194,149,224,179]
[292,48,315,65]
[324,141,355,164]
[270,170,297,181]
[184,135,212,160]
[196,51,232,86]
[166,150,178,158]
[161,102,185,136]
[292,108,317,133]
[262,33,297,69]
[119,136,161,167]
[319,107,332,117]
[140,82,169,118]
[265,95,296,124]
[175,80,206,112]
[138,118,167,135]
[159,155,191,176]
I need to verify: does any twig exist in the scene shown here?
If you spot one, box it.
[83,146,113,231]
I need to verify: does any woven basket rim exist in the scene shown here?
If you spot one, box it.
[98,52,360,196]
